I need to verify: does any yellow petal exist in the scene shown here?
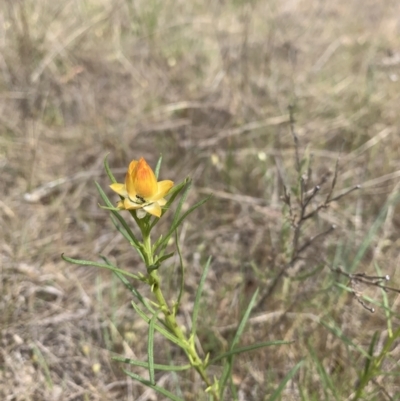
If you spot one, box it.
[148,180,174,201]
[128,160,138,174]
[132,158,158,198]
[157,198,167,206]
[110,183,128,198]
[125,171,137,199]
[123,198,142,210]
[144,202,161,217]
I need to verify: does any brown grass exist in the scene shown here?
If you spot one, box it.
[1,0,400,400]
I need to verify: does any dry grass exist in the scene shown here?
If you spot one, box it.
[1,0,400,400]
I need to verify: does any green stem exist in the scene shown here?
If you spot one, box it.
[143,232,219,400]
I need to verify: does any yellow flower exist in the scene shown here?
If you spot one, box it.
[110,158,174,218]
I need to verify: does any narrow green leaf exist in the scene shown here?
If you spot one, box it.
[104,153,117,183]
[155,155,162,179]
[123,369,185,401]
[267,360,304,401]
[150,180,188,232]
[363,331,379,378]
[209,340,292,365]
[130,301,182,347]
[350,192,400,272]
[191,257,212,336]
[174,230,185,315]
[375,262,392,336]
[98,256,155,313]
[308,343,338,400]
[113,356,191,371]
[95,181,142,250]
[220,288,259,398]
[219,359,233,399]
[171,180,192,228]
[148,313,157,385]
[61,254,140,280]
[109,213,134,244]
[231,288,259,350]
[156,195,211,254]
[334,283,393,315]
[153,180,192,245]
[99,205,122,211]
[155,252,175,265]
[320,319,370,359]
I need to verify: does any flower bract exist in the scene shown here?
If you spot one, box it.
[110,157,174,218]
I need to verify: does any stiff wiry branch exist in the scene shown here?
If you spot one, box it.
[330,265,400,313]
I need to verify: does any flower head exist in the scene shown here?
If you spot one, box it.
[110,157,174,218]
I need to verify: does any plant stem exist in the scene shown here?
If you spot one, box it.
[143,232,219,400]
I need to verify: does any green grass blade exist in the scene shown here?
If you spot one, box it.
[123,369,185,401]
[113,356,191,371]
[267,360,304,401]
[334,283,394,315]
[209,340,292,365]
[219,360,233,399]
[104,153,117,183]
[374,262,392,336]
[148,313,157,385]
[320,319,370,359]
[350,192,400,272]
[191,257,211,336]
[32,345,53,389]
[155,154,162,179]
[219,288,259,398]
[231,288,259,349]
[363,331,379,378]
[308,344,338,400]
[61,254,140,280]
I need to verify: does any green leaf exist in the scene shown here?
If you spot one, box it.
[61,254,140,281]
[334,283,393,315]
[363,331,379,378]
[123,369,185,401]
[150,180,188,232]
[155,155,162,179]
[375,262,392,336]
[174,230,185,315]
[130,301,182,347]
[267,360,304,401]
[219,288,259,398]
[99,256,155,314]
[156,193,211,254]
[109,214,135,247]
[231,288,259,349]
[155,252,174,265]
[104,153,117,183]
[191,257,212,337]
[95,181,143,252]
[319,319,370,359]
[113,356,191,371]
[350,192,400,272]
[308,343,338,400]
[209,340,292,365]
[148,313,157,385]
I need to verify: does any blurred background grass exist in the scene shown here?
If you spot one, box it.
[1,0,400,400]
